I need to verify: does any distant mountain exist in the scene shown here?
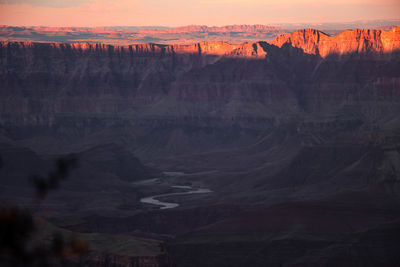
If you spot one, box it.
[276,19,400,30]
[0,24,287,45]
[1,20,399,44]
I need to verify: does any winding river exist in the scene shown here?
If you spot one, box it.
[140,186,212,209]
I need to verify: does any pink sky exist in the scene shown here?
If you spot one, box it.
[0,0,399,27]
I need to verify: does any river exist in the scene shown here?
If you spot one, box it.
[140,186,212,209]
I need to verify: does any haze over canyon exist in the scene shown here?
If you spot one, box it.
[1,19,399,44]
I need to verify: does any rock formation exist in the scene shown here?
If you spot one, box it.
[0,27,399,157]
[271,26,400,57]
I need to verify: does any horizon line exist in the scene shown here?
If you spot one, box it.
[1,18,400,29]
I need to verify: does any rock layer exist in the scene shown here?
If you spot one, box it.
[271,26,400,57]
[0,27,399,156]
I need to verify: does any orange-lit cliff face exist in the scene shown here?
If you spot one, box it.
[3,26,398,59]
[171,42,268,57]
[271,26,400,57]
[0,41,269,58]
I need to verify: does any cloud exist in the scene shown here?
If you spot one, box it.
[0,0,90,8]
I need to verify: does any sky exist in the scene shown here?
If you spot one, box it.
[0,0,399,27]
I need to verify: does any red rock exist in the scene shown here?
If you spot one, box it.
[271,26,400,57]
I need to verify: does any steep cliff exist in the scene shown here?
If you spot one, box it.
[0,40,293,117]
[0,27,399,156]
[271,26,400,57]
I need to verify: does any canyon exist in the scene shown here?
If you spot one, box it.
[1,20,399,45]
[1,26,399,156]
[0,26,400,266]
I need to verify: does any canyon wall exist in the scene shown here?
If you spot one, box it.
[271,26,400,57]
[0,27,399,155]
